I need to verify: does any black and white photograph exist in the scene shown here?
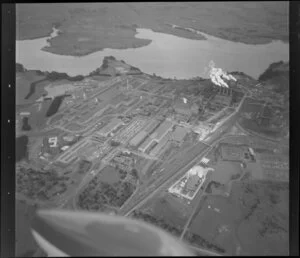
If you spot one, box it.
[13,2,292,256]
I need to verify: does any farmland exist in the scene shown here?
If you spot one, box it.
[130,191,193,238]
[184,180,289,255]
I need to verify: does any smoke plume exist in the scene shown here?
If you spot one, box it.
[208,61,236,88]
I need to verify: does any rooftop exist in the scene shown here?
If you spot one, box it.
[150,120,173,141]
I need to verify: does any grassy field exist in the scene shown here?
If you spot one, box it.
[211,161,242,185]
[98,166,120,184]
[17,100,52,131]
[131,191,192,238]
[187,179,289,255]
[231,181,289,255]
[17,2,288,56]
[188,195,242,253]
[16,71,46,105]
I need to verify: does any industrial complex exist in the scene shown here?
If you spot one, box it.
[168,162,214,200]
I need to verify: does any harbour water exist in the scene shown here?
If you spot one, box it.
[16,27,289,79]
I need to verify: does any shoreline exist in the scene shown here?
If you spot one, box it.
[16,25,289,58]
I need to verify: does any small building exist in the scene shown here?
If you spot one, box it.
[61,145,70,151]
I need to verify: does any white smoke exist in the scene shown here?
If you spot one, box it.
[208,61,236,88]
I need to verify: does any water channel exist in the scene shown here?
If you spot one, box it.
[16,26,289,79]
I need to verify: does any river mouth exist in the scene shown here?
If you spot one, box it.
[16,26,289,79]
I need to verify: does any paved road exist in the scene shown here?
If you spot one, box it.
[180,191,207,241]
[122,142,213,216]
[121,120,237,217]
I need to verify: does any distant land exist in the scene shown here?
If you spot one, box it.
[16,2,289,56]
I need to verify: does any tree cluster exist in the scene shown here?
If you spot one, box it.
[16,167,68,201]
[16,63,26,72]
[78,178,136,210]
[184,231,225,254]
[132,211,182,237]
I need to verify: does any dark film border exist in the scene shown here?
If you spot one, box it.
[1,1,298,257]
[290,1,300,256]
[1,3,16,258]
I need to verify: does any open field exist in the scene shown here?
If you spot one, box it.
[185,179,289,255]
[232,181,289,255]
[188,195,241,254]
[98,166,120,184]
[17,100,52,132]
[130,191,193,238]
[16,71,46,105]
[210,161,242,185]
[17,2,288,56]
[238,117,285,139]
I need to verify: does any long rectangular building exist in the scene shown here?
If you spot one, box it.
[129,130,148,146]
[149,132,171,157]
[98,118,124,137]
[138,137,154,153]
[144,119,161,133]
[57,139,90,163]
[150,120,173,142]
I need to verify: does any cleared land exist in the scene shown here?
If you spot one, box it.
[16,71,46,105]
[130,191,193,238]
[17,2,288,56]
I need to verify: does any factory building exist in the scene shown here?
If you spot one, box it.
[129,131,148,147]
[144,119,161,133]
[129,119,161,147]
[138,120,173,153]
[186,174,199,192]
[168,165,212,200]
[212,88,233,107]
[149,132,171,157]
[139,137,155,153]
[151,120,173,142]
[98,118,124,137]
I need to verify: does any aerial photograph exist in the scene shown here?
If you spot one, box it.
[15,2,289,256]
